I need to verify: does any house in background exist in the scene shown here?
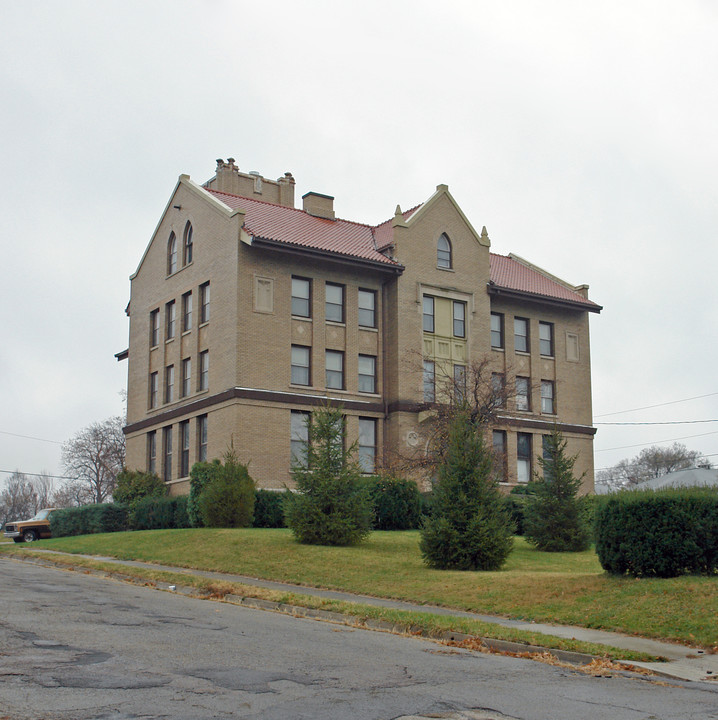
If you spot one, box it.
[118,158,601,495]
[632,467,718,491]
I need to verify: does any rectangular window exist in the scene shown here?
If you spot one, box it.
[492,430,507,482]
[490,312,504,349]
[422,295,435,333]
[291,345,311,385]
[358,418,377,474]
[164,365,174,404]
[198,350,209,391]
[358,354,376,393]
[182,291,192,332]
[197,414,208,463]
[325,283,344,323]
[179,420,190,478]
[181,357,191,397]
[200,282,210,324]
[491,373,505,407]
[291,276,311,318]
[514,317,529,353]
[149,309,160,347]
[542,434,554,482]
[517,432,532,484]
[454,364,466,401]
[163,426,173,482]
[541,380,555,414]
[149,372,158,409]
[539,321,554,357]
[326,350,344,389]
[165,300,176,340]
[290,410,310,467]
[515,376,530,411]
[423,360,435,402]
[358,289,376,328]
[147,431,157,474]
[453,301,466,338]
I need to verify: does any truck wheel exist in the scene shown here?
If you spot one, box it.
[22,530,37,542]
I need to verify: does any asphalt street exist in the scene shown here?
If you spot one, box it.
[1,558,716,720]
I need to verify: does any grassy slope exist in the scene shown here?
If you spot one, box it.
[11,529,718,648]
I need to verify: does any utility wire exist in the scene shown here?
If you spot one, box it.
[594,392,718,418]
[0,469,75,480]
[595,430,718,453]
[0,430,62,445]
[595,420,718,425]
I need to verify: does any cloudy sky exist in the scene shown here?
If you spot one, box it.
[2,0,717,489]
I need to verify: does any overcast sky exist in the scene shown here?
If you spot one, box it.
[2,0,717,489]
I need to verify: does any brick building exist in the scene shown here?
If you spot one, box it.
[120,158,601,495]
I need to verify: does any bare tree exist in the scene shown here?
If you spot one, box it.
[33,472,55,510]
[394,355,512,477]
[597,442,710,489]
[61,416,126,504]
[0,472,38,526]
[51,480,90,508]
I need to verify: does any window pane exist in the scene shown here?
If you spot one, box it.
[453,301,465,338]
[358,418,376,474]
[325,283,344,323]
[292,277,311,317]
[423,360,435,402]
[514,318,529,352]
[291,411,309,466]
[454,364,466,401]
[200,282,210,323]
[539,322,554,356]
[541,380,554,413]
[437,234,451,268]
[491,312,503,348]
[423,296,434,333]
[358,289,376,327]
[358,355,376,393]
[516,376,529,411]
[291,346,310,385]
[326,350,344,389]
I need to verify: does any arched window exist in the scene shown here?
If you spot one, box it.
[437,233,452,269]
[183,222,193,266]
[167,232,177,275]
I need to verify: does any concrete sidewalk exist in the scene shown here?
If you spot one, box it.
[17,548,718,684]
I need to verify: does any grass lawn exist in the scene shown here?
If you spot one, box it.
[5,529,717,649]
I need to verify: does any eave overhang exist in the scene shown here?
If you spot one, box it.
[249,235,405,276]
[487,283,603,314]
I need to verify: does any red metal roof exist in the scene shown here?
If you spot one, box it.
[206,188,598,310]
[207,189,400,267]
[489,253,601,310]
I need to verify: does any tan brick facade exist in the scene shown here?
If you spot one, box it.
[122,161,600,495]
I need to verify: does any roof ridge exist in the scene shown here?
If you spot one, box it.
[207,187,379,230]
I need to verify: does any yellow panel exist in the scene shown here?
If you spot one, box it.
[435,297,452,337]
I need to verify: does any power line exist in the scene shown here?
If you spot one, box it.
[595,430,718,453]
[594,392,718,418]
[0,470,75,480]
[595,420,718,426]
[0,430,62,445]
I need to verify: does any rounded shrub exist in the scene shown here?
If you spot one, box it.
[197,451,255,528]
[595,488,718,577]
[253,489,288,528]
[366,475,423,530]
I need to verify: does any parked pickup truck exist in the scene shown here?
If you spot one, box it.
[3,508,56,542]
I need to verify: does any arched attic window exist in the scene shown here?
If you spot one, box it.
[183,222,193,266]
[167,232,178,275]
[437,233,452,269]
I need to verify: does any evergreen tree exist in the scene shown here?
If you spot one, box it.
[420,408,514,570]
[285,405,373,546]
[524,426,590,552]
[197,448,255,528]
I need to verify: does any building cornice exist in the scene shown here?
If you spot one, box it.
[124,387,385,435]
[487,284,603,313]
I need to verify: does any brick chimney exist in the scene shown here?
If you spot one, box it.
[302,191,335,220]
[206,159,295,208]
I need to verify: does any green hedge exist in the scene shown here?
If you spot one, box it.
[50,503,129,537]
[131,496,190,530]
[253,489,288,528]
[595,488,718,577]
[365,475,424,530]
